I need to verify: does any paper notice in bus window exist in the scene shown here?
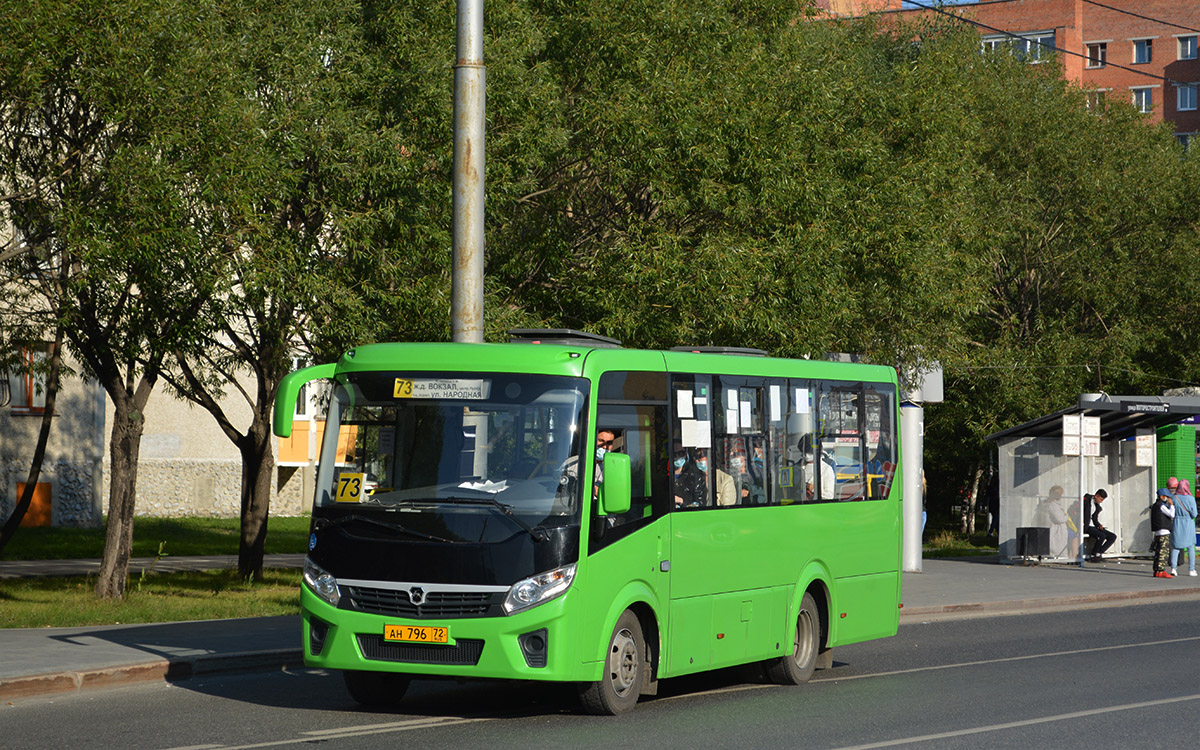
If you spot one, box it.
[795,388,810,414]
[677,390,694,419]
[695,421,711,448]
[724,389,738,410]
[725,409,739,434]
[680,419,699,447]
[740,401,752,429]
[769,386,782,423]
[378,428,395,455]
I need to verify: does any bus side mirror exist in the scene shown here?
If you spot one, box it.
[599,452,631,516]
[273,363,336,437]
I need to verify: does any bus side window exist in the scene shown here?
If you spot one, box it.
[590,371,670,553]
[777,381,816,504]
[671,375,714,511]
[864,386,898,500]
[818,382,867,502]
[715,378,765,507]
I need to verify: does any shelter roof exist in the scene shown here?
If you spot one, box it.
[986,394,1200,443]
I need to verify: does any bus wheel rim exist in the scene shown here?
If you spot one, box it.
[793,609,815,667]
[609,628,638,696]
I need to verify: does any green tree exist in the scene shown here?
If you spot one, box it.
[0,0,247,597]
[920,31,1200,521]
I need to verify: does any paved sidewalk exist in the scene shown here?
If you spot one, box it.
[4,554,1200,702]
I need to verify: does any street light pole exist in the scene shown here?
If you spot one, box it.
[451,0,485,343]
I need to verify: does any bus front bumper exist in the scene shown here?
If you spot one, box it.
[300,586,588,682]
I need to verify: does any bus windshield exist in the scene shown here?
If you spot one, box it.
[314,372,588,540]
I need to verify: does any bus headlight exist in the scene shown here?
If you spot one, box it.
[303,557,341,607]
[503,563,576,615]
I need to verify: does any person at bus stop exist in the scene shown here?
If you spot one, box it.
[1083,488,1116,561]
[1151,488,1175,577]
[1035,485,1071,559]
[1169,478,1198,577]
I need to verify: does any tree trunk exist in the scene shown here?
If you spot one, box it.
[94,382,151,599]
[237,406,276,580]
[0,327,64,554]
[961,465,983,536]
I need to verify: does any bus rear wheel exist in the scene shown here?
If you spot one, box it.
[343,670,411,707]
[764,591,820,685]
[579,610,644,715]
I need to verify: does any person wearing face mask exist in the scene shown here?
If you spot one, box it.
[673,445,709,508]
[729,449,764,505]
[594,429,616,480]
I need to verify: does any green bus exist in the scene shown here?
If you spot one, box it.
[273,330,902,714]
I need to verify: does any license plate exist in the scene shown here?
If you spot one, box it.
[384,624,449,644]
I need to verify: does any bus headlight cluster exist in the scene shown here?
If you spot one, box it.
[503,563,576,615]
[303,557,341,607]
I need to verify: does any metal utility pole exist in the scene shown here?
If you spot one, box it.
[901,402,924,573]
[451,0,485,343]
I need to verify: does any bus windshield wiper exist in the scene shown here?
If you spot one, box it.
[437,496,550,542]
[315,513,453,544]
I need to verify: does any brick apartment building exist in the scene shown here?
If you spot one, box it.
[823,0,1200,143]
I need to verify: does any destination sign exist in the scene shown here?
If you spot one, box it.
[394,378,491,400]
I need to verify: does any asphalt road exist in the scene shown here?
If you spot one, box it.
[7,599,1200,750]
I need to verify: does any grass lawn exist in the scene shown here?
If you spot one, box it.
[0,515,311,560]
[0,569,302,628]
[0,516,310,628]
[923,528,999,558]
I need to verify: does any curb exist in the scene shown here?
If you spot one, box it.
[900,584,1200,621]
[0,649,303,702]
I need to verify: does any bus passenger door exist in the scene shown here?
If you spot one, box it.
[582,370,672,680]
[665,375,790,676]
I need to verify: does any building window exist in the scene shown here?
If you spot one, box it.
[1180,36,1198,61]
[1133,39,1153,64]
[980,32,1055,63]
[1086,90,1108,112]
[1086,43,1107,68]
[1177,133,1196,150]
[1132,87,1154,113]
[8,347,48,412]
[1179,84,1198,112]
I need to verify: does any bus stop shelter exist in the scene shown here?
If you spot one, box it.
[986,394,1200,564]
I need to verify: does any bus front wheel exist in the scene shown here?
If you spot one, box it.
[579,610,644,715]
[764,591,820,685]
[343,670,411,707]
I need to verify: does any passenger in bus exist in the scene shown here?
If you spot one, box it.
[729,449,764,505]
[749,442,767,491]
[673,445,709,508]
[799,435,835,502]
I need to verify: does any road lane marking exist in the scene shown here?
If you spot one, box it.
[181,717,494,750]
[828,692,1200,749]
[301,715,480,735]
[815,634,1200,682]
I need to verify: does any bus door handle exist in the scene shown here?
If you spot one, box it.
[660,560,670,572]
